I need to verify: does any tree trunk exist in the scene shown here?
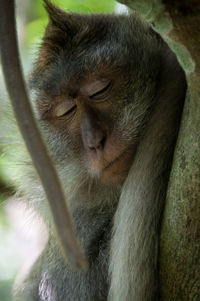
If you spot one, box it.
[117,0,200,299]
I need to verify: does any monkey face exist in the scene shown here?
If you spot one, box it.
[30,12,160,187]
[34,70,138,186]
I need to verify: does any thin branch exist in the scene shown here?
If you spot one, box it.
[0,0,87,269]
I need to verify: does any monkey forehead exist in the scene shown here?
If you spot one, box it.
[29,13,163,94]
[41,16,136,66]
[44,14,160,62]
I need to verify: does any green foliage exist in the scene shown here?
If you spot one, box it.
[25,18,47,47]
[0,150,13,190]
[55,0,116,13]
[0,281,12,301]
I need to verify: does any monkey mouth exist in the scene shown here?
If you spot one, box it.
[103,150,128,171]
[87,146,135,185]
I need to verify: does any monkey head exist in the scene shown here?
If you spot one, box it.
[29,1,162,186]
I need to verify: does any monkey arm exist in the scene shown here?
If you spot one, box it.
[109,49,186,301]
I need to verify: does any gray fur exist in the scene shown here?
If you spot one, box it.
[12,8,186,301]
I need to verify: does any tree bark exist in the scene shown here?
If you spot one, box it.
[117,0,200,299]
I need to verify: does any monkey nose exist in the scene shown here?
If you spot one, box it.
[80,108,107,152]
[86,129,106,151]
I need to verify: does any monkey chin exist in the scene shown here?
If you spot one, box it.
[100,168,129,186]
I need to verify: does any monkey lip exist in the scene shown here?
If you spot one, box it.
[87,146,134,184]
[103,150,128,171]
[102,150,134,185]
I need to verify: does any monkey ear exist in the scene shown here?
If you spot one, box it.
[43,0,75,31]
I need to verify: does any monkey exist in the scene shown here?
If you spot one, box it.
[12,1,186,300]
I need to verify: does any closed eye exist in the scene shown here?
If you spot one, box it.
[81,79,112,100]
[54,101,76,118]
[89,81,112,99]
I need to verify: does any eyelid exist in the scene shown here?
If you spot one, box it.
[82,80,111,97]
[54,100,76,117]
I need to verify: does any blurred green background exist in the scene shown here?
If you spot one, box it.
[0,0,128,300]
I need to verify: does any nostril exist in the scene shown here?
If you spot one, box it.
[87,131,106,151]
[99,135,106,149]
